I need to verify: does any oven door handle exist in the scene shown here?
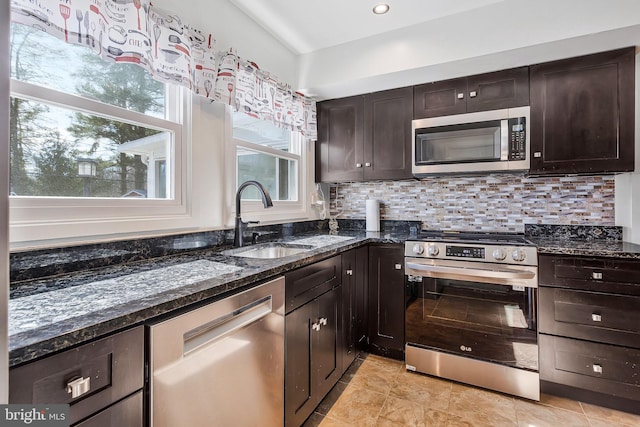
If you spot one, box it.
[405,262,536,282]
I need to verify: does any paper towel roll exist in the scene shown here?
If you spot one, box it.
[366,199,380,231]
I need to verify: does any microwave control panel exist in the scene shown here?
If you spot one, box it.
[508,117,527,161]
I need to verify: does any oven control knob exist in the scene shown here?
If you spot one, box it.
[492,248,507,261]
[427,244,439,257]
[412,244,424,255]
[511,249,526,262]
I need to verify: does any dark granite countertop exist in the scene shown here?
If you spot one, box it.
[530,238,640,259]
[525,224,640,259]
[10,221,640,368]
[8,228,412,367]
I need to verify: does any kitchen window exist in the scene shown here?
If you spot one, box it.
[230,111,308,221]
[9,23,188,246]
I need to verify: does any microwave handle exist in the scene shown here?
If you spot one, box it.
[500,119,509,161]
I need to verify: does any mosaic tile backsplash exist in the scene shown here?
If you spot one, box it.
[329,174,615,233]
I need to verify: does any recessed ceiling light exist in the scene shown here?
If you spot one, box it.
[372,4,390,15]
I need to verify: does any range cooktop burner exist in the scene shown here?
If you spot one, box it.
[416,231,533,246]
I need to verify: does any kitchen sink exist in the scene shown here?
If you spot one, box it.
[224,243,314,259]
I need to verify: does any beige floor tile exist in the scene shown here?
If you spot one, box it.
[537,393,584,414]
[442,412,498,427]
[581,402,640,427]
[348,357,402,395]
[327,384,386,426]
[319,415,353,427]
[514,398,590,427]
[423,409,450,427]
[376,396,425,427]
[448,383,517,427]
[366,354,405,368]
[389,371,451,411]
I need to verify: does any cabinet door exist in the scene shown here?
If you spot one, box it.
[285,300,316,427]
[530,48,635,175]
[466,67,529,112]
[10,326,143,426]
[341,250,356,374]
[315,286,341,399]
[413,77,467,119]
[316,96,364,182]
[364,87,413,180]
[368,245,405,359]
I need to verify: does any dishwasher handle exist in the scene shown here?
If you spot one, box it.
[183,295,273,355]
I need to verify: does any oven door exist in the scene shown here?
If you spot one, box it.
[405,258,538,372]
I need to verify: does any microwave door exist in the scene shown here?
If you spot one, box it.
[415,122,502,165]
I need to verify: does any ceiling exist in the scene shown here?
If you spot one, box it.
[228,0,640,100]
[229,0,507,54]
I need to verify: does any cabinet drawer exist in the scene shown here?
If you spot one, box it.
[539,287,640,348]
[10,326,144,425]
[539,255,640,296]
[74,391,143,427]
[540,334,640,402]
[285,255,341,313]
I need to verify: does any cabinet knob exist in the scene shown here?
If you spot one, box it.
[319,317,328,326]
[356,163,363,168]
[592,272,603,280]
[311,322,321,331]
[469,91,477,98]
[591,313,602,322]
[457,93,465,99]
[533,152,542,158]
[394,264,402,270]
[66,376,91,399]
[365,162,371,167]
[593,364,603,374]
[346,269,353,276]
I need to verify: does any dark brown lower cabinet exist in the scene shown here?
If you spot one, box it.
[9,326,144,426]
[285,286,341,427]
[341,247,368,374]
[75,391,143,427]
[539,254,640,415]
[285,255,342,427]
[368,244,405,360]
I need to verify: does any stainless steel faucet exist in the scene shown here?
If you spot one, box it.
[234,180,273,247]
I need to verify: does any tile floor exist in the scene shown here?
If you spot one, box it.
[302,354,640,427]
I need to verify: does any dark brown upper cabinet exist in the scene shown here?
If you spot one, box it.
[529,47,635,175]
[413,67,529,119]
[316,87,413,182]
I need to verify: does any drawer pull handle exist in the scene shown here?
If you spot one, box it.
[66,376,91,399]
[592,272,603,280]
[593,364,603,374]
[311,322,321,331]
[591,313,602,322]
[346,269,353,276]
[319,317,328,326]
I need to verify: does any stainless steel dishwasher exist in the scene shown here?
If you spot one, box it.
[149,276,285,427]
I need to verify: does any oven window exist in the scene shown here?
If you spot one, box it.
[406,277,537,371]
[415,121,501,165]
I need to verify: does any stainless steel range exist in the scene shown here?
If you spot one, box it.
[404,232,539,400]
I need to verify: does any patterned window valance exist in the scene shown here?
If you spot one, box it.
[10,0,317,139]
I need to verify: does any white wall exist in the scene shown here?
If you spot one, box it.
[0,0,9,403]
[615,49,640,244]
[155,0,298,85]
[298,0,640,100]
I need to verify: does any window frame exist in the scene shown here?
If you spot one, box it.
[227,115,311,225]
[9,74,191,247]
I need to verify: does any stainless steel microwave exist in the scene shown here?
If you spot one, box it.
[412,106,530,176]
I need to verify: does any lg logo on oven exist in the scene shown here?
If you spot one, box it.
[460,345,472,352]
